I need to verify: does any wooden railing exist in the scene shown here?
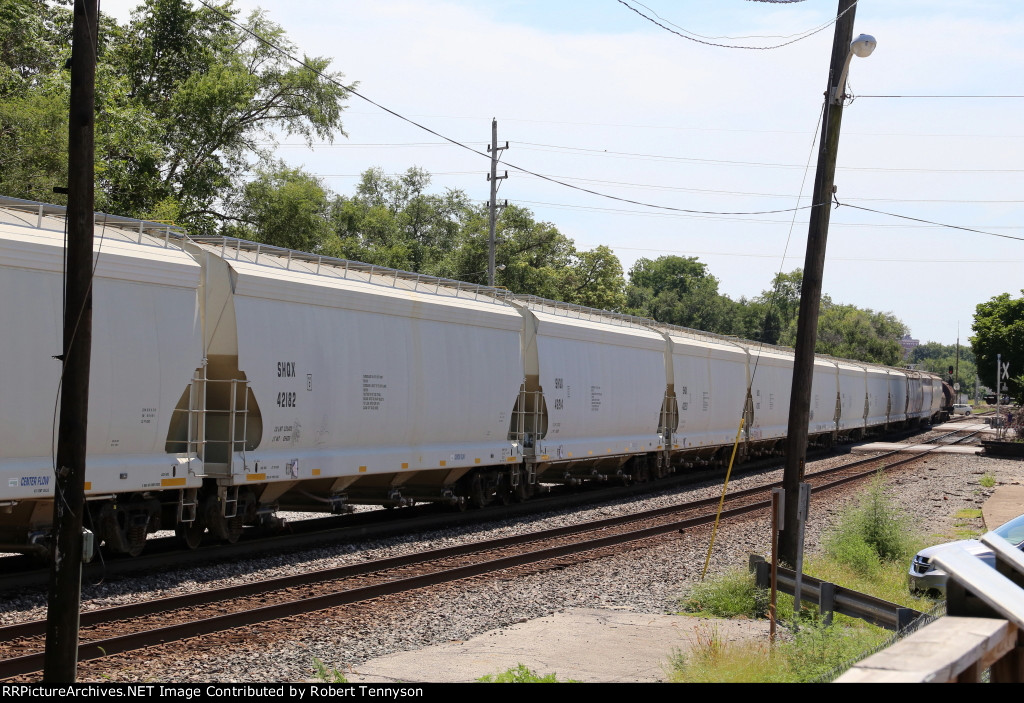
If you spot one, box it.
[836,531,1024,682]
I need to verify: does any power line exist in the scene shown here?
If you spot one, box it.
[857,95,1024,99]
[511,142,1024,173]
[193,0,820,220]
[601,243,1023,265]
[629,0,812,40]
[836,201,1024,243]
[301,170,1024,206]
[617,0,851,50]
[511,198,1024,231]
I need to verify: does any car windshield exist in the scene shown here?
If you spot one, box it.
[994,514,1024,545]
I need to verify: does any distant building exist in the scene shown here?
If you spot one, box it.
[899,334,920,359]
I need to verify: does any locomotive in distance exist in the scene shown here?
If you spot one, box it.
[0,196,949,557]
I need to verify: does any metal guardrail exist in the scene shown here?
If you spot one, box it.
[749,555,929,632]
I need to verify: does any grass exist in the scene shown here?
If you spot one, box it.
[477,664,578,683]
[952,508,985,539]
[313,658,349,683]
[979,473,996,488]
[666,614,891,683]
[670,472,936,682]
[680,568,782,620]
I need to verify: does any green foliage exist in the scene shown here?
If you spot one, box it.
[971,290,1024,402]
[782,617,890,683]
[824,473,918,576]
[625,255,742,333]
[666,624,790,683]
[666,619,888,683]
[679,569,776,620]
[0,0,351,233]
[748,268,804,344]
[908,341,977,393]
[979,473,996,488]
[225,162,334,252]
[778,302,907,366]
[477,664,576,683]
[313,658,348,683]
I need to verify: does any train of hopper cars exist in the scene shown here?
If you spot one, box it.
[0,195,950,557]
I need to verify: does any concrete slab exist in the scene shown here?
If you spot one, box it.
[982,485,1024,530]
[851,442,980,455]
[347,608,772,683]
[932,423,994,433]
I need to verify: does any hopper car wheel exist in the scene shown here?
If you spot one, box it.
[176,520,205,550]
[495,474,512,506]
[632,457,650,484]
[125,523,148,558]
[204,495,245,544]
[469,473,487,509]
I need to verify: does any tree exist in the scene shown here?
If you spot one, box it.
[788,304,906,365]
[328,167,473,273]
[106,0,352,231]
[558,245,627,311]
[971,290,1024,402]
[749,269,803,344]
[224,162,333,252]
[0,0,352,231]
[625,255,739,333]
[908,342,978,398]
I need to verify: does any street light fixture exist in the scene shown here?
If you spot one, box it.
[831,34,877,105]
[780,0,875,566]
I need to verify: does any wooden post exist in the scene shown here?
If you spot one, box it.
[44,0,97,683]
[780,0,858,565]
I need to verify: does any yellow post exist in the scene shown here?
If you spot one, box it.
[701,418,745,581]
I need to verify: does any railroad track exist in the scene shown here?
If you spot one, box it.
[0,430,978,680]
[0,423,949,590]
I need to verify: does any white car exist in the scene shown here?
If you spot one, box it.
[952,404,971,416]
[908,513,1024,595]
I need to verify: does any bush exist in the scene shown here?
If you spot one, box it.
[824,472,917,575]
[679,568,771,619]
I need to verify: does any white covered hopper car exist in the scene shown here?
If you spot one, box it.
[0,197,945,556]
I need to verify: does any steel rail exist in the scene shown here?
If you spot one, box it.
[0,427,977,679]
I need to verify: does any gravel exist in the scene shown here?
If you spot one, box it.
[4,444,1020,682]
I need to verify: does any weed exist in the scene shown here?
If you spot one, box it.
[666,614,891,683]
[313,658,349,683]
[955,508,983,519]
[824,471,918,576]
[783,617,890,683]
[679,568,773,619]
[477,664,577,683]
[666,624,788,683]
[979,473,996,488]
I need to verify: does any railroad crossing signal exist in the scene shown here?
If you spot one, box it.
[1001,362,1010,380]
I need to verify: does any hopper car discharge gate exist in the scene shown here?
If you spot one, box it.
[165,360,266,548]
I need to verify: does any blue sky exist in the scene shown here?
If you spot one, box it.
[97,0,1024,347]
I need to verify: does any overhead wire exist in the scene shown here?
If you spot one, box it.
[192,0,822,219]
[630,0,812,40]
[617,0,852,50]
[835,201,1024,243]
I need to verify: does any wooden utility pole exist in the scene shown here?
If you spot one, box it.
[780,0,859,565]
[486,118,507,287]
[44,0,97,682]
